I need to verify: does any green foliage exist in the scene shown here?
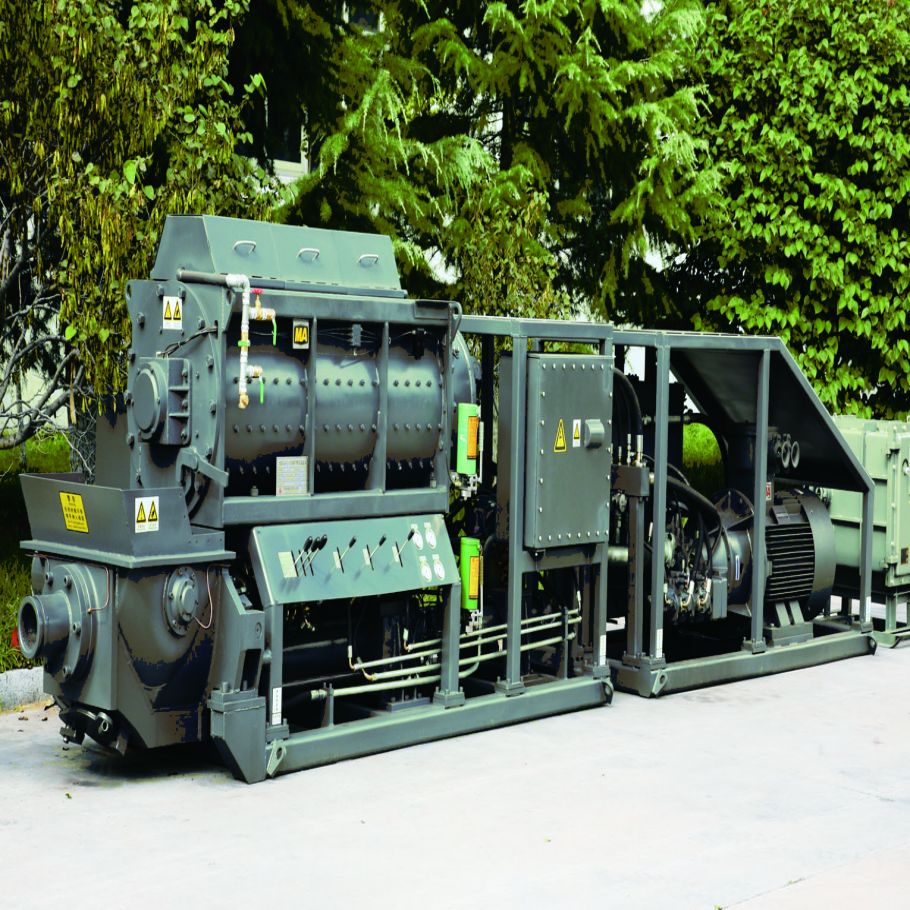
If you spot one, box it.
[235,1,720,320]
[681,0,910,416]
[0,432,70,673]
[683,422,724,499]
[455,190,572,326]
[0,0,279,446]
[683,422,722,466]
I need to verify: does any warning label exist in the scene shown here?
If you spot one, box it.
[292,319,310,349]
[60,492,89,533]
[163,296,182,330]
[135,495,160,533]
[554,418,567,453]
[572,418,581,448]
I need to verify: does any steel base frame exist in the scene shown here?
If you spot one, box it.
[611,628,876,698]
[216,674,612,783]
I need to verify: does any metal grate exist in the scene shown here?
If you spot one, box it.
[765,523,815,602]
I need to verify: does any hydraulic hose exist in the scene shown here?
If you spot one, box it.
[612,368,643,437]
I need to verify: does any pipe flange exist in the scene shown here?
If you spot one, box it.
[18,562,96,681]
[133,361,167,440]
[162,566,199,636]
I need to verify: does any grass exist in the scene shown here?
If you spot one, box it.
[1,432,71,673]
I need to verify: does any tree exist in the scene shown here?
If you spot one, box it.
[230,1,719,322]
[673,0,910,416]
[227,1,493,298]
[0,0,277,451]
[415,0,720,324]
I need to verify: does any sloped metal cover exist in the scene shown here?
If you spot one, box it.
[151,215,403,293]
[667,336,871,493]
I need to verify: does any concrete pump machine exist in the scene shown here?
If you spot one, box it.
[16,215,885,782]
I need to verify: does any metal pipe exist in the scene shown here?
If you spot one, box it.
[350,644,439,671]
[359,661,440,682]
[519,634,574,653]
[352,615,580,679]
[225,273,252,408]
[312,630,576,699]
[461,616,580,651]
[406,609,581,653]
[329,675,442,697]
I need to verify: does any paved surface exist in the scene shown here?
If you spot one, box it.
[3,645,908,910]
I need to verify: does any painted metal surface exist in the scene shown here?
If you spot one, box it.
[13,215,881,782]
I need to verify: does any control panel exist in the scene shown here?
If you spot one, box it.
[249,514,457,604]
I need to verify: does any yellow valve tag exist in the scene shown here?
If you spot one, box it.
[293,319,310,350]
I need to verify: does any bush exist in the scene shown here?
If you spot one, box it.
[0,431,71,673]
[683,422,724,499]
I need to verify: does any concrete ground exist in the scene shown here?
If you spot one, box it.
[2,644,908,910]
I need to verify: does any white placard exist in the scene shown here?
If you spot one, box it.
[278,551,297,579]
[134,496,159,533]
[162,296,182,330]
[276,457,309,496]
[271,688,282,727]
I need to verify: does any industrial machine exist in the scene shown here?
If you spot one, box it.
[603,334,876,696]
[16,215,877,781]
[829,416,910,646]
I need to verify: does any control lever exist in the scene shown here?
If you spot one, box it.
[304,535,328,573]
[334,536,357,573]
[366,535,387,570]
[392,528,416,565]
[294,536,314,574]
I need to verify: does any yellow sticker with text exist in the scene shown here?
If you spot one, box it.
[60,492,89,533]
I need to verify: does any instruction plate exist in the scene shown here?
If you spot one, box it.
[60,492,89,533]
[277,457,309,496]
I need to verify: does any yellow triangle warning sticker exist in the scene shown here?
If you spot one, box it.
[137,502,147,523]
[554,418,567,453]
[573,422,580,442]
[148,501,158,523]
[164,301,172,320]
[173,300,180,320]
